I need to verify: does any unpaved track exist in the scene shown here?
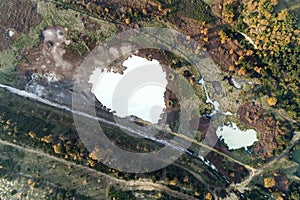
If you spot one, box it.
[0,139,197,200]
[231,131,300,192]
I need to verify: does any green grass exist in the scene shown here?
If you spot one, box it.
[0,49,19,72]
[37,1,116,56]
[173,0,215,23]
[276,0,300,26]
[277,0,300,9]
[292,149,300,164]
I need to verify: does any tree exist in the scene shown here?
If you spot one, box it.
[264,177,276,188]
[218,30,230,44]
[175,0,215,23]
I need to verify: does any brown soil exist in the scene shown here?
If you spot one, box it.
[81,16,102,32]
[0,0,41,50]
[190,117,210,134]
[39,0,247,75]
[172,16,245,72]
[211,0,223,20]
[238,102,285,157]
[274,172,289,193]
[206,151,249,184]
[0,29,10,51]
[18,45,83,80]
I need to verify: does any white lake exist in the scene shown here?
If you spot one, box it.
[216,122,258,150]
[89,55,167,124]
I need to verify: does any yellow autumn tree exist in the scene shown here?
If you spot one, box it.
[158,4,163,12]
[229,65,235,72]
[277,9,288,21]
[169,178,177,186]
[53,144,62,154]
[205,192,213,200]
[41,135,53,143]
[238,67,246,76]
[254,66,262,73]
[28,131,36,139]
[218,30,230,44]
[267,97,277,106]
[264,177,276,188]
[142,8,147,15]
[125,18,131,24]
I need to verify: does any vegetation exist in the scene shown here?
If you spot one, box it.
[230,0,300,122]
[218,30,230,44]
[0,49,19,72]
[267,97,277,106]
[222,1,241,24]
[0,89,214,198]
[1,0,299,198]
[263,177,276,188]
[153,0,214,23]
[108,186,136,199]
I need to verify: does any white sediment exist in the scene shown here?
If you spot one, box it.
[216,122,258,150]
[89,55,167,124]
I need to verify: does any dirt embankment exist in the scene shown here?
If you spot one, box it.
[238,102,285,157]
[0,0,41,51]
